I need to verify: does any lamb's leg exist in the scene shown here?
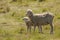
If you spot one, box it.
[50,23,54,34]
[27,26,30,32]
[29,26,31,32]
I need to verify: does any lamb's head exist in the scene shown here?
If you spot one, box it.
[23,17,30,23]
[26,9,33,17]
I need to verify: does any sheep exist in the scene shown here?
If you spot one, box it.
[26,9,54,34]
[23,17,33,32]
[23,17,40,32]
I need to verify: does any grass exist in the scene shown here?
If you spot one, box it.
[0,0,60,40]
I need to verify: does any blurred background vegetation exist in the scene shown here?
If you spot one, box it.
[0,0,60,40]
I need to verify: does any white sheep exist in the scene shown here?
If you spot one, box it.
[26,9,54,34]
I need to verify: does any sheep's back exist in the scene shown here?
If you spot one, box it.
[33,12,54,25]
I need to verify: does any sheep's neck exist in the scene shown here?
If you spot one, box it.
[29,15,35,23]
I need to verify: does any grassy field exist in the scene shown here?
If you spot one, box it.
[0,0,60,40]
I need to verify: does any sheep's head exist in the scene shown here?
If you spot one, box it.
[26,9,33,17]
[23,17,30,22]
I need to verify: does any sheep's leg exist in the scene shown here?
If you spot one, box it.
[38,25,43,33]
[29,26,31,32]
[27,26,29,32]
[50,23,54,34]
[27,26,30,32]
[34,25,36,32]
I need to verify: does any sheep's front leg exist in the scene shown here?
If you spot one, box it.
[27,25,30,32]
[34,25,36,32]
[50,23,54,34]
[29,26,31,32]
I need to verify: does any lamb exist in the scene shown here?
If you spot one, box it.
[26,9,54,34]
[23,17,33,32]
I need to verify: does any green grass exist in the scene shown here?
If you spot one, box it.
[0,0,60,40]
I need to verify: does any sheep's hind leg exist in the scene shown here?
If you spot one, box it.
[50,23,54,34]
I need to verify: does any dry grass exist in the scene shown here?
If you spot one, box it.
[0,0,60,40]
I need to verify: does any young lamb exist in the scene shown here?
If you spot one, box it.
[26,9,54,34]
[23,17,33,32]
